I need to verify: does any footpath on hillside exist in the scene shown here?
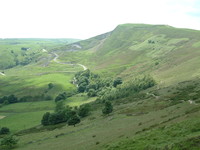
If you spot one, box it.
[52,52,87,71]
[0,72,6,76]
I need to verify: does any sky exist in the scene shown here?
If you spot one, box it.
[0,0,200,39]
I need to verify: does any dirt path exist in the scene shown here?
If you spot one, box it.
[0,115,5,120]
[52,52,87,71]
[0,72,6,76]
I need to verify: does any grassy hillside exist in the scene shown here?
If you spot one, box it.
[58,24,200,86]
[0,38,83,98]
[0,38,79,70]
[1,24,200,150]
[9,86,200,150]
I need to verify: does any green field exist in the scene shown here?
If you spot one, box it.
[1,24,200,150]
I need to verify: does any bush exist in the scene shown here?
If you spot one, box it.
[0,127,10,135]
[78,104,91,118]
[87,89,97,97]
[55,92,67,102]
[0,135,18,149]
[100,75,156,101]
[41,106,79,126]
[113,77,123,87]
[102,101,113,115]
[41,112,50,126]
[68,115,80,127]
[48,83,54,89]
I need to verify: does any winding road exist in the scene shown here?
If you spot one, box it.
[52,52,87,71]
[0,52,87,77]
[0,72,6,76]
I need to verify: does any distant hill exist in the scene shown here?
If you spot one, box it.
[0,38,80,70]
[60,24,200,86]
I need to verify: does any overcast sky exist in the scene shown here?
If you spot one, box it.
[0,0,200,39]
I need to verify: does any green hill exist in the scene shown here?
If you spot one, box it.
[58,24,200,86]
[1,24,200,150]
[0,38,80,70]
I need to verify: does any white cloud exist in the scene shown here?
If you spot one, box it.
[0,0,199,39]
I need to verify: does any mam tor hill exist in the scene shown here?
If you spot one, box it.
[0,24,200,150]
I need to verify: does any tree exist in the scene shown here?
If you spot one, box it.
[41,112,50,126]
[0,127,10,135]
[55,92,67,102]
[55,100,65,112]
[0,96,8,104]
[68,115,80,127]
[113,77,123,87]
[78,83,87,93]
[87,89,97,97]
[102,101,113,115]
[0,135,18,149]
[7,95,18,104]
[48,83,54,89]
[78,104,91,118]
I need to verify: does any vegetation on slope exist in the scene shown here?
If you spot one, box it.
[1,24,200,150]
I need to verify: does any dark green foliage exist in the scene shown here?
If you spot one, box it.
[155,62,159,65]
[78,83,87,93]
[55,92,67,102]
[21,47,29,51]
[0,135,18,149]
[148,40,155,44]
[48,112,66,125]
[75,69,113,96]
[0,127,10,135]
[41,112,51,126]
[55,100,65,112]
[113,77,123,87]
[87,89,97,97]
[0,95,18,104]
[41,105,80,126]
[68,115,80,127]
[102,101,113,115]
[7,95,18,103]
[48,83,54,89]
[100,75,156,101]
[78,104,91,118]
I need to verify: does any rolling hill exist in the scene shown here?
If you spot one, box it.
[59,24,200,86]
[1,24,200,150]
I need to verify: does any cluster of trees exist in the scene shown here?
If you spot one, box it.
[41,100,113,127]
[41,101,91,127]
[0,135,18,149]
[0,94,54,106]
[74,69,123,97]
[55,92,67,102]
[98,75,156,101]
[0,127,18,150]
[0,95,18,105]
[54,91,76,102]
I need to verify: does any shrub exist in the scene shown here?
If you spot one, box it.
[78,104,91,118]
[102,101,113,115]
[0,135,18,149]
[55,92,67,102]
[0,127,10,135]
[113,77,123,87]
[48,83,54,89]
[41,112,50,126]
[87,89,97,97]
[68,115,80,127]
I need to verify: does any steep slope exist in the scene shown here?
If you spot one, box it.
[59,24,200,86]
[1,25,200,150]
